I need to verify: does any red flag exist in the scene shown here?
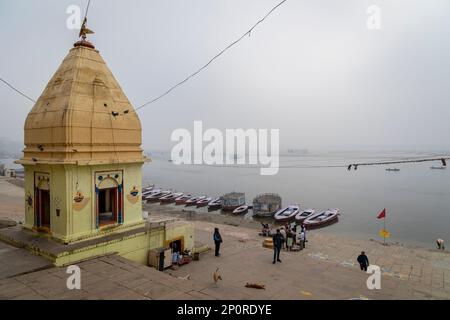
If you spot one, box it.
[377,208,386,219]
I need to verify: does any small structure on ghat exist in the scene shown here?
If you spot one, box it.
[221,192,246,211]
[0,22,194,266]
[253,193,282,217]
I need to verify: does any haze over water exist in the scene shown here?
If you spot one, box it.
[143,151,450,248]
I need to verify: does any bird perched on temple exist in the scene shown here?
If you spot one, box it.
[213,268,222,285]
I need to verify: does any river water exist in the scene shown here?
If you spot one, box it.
[143,151,450,248]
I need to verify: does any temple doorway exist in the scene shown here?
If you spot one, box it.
[35,188,51,230]
[98,187,118,226]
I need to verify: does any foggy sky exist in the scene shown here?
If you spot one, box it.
[1,0,450,152]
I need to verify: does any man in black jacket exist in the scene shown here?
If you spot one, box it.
[272,229,284,264]
[357,251,369,271]
[213,228,223,257]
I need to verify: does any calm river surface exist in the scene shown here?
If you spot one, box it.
[143,151,450,248]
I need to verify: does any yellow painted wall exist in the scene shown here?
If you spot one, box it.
[54,228,165,266]
[165,223,195,251]
[21,161,196,268]
[50,223,193,267]
[23,162,145,244]
[23,164,69,240]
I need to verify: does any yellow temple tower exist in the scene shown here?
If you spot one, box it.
[18,33,147,243]
[2,26,195,266]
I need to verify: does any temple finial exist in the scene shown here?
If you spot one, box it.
[74,17,95,49]
[79,17,94,40]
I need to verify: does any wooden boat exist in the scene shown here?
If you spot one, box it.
[431,166,446,170]
[253,210,277,218]
[175,195,192,205]
[303,208,339,229]
[185,196,206,206]
[274,205,300,222]
[146,190,171,202]
[142,186,154,192]
[196,197,212,207]
[207,197,222,211]
[142,189,158,197]
[294,209,315,223]
[159,192,183,203]
[232,205,248,215]
[142,189,161,200]
[385,168,400,172]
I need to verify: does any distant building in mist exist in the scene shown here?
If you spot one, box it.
[287,149,308,155]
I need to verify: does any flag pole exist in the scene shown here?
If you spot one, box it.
[383,216,386,245]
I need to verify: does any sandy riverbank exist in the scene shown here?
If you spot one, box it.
[0,177,24,224]
[143,202,435,252]
[144,202,450,299]
[143,203,450,299]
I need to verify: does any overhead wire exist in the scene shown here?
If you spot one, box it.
[1,0,289,115]
[0,78,36,103]
[0,0,93,105]
[119,0,288,116]
[163,155,449,170]
[347,157,449,170]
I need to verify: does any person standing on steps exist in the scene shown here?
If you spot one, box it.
[286,229,294,251]
[280,227,287,249]
[213,228,223,257]
[299,230,306,250]
[357,251,370,271]
[436,238,445,250]
[272,229,284,264]
[301,224,307,242]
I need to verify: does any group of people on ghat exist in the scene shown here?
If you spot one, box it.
[270,222,307,264]
[212,223,383,272]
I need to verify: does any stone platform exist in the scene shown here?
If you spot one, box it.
[0,215,193,267]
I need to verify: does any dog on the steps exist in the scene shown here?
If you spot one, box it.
[213,268,222,285]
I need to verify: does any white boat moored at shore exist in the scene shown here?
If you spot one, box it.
[274,205,300,222]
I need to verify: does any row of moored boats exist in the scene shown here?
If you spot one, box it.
[141,186,245,213]
[142,186,340,228]
[273,205,340,229]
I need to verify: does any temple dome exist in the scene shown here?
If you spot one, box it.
[20,43,145,165]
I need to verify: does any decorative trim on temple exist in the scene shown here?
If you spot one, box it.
[73,191,90,211]
[126,186,140,204]
[73,39,95,49]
